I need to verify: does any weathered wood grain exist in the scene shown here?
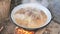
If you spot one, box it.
[0,0,11,19]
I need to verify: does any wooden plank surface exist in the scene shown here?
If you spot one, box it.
[0,0,11,19]
[0,0,11,34]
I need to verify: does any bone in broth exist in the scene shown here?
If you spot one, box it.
[13,7,47,28]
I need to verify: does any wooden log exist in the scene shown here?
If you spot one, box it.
[0,0,11,19]
[0,0,11,32]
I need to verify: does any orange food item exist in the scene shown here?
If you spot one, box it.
[15,27,34,34]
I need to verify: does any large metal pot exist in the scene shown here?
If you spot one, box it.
[11,0,52,30]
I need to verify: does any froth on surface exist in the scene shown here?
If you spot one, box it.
[13,7,47,28]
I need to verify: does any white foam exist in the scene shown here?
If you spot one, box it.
[14,14,25,20]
